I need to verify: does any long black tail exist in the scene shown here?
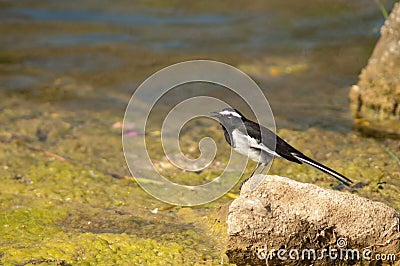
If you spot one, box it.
[293,153,353,186]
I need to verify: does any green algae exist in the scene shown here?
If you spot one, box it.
[0,96,230,265]
[0,151,227,265]
[2,231,192,266]
[1,90,399,265]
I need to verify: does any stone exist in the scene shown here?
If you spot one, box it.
[226,175,400,265]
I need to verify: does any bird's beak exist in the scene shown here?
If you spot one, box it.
[210,111,220,117]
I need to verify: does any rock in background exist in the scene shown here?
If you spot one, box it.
[226,175,400,265]
[350,2,400,136]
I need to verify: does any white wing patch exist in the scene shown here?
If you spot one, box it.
[250,140,281,157]
[231,129,281,160]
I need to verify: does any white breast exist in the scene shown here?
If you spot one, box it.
[231,129,262,162]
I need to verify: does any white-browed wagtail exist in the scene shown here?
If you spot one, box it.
[211,108,353,187]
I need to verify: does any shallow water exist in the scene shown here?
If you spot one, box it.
[1,0,394,131]
[0,0,399,265]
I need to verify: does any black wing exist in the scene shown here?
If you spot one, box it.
[243,120,302,164]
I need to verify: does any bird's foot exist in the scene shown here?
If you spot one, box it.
[240,176,252,190]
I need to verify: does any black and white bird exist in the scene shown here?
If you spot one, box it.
[211,108,353,186]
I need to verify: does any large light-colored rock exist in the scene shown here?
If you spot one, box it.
[226,175,400,265]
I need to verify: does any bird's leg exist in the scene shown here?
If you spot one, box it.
[249,161,262,177]
[259,163,267,174]
[240,162,262,189]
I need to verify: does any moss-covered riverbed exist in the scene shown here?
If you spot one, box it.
[0,91,399,265]
[0,94,232,265]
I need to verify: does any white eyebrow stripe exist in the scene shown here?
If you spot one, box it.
[219,110,241,117]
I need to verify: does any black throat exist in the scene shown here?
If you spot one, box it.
[220,123,233,147]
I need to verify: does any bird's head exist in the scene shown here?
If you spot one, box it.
[210,108,244,125]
